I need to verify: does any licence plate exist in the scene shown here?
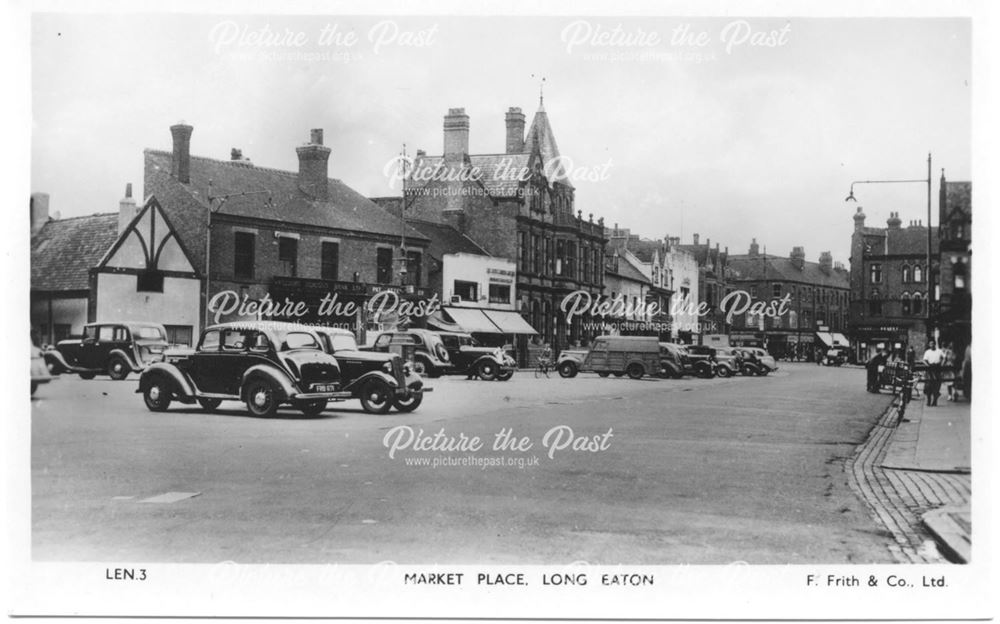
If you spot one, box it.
[312,383,338,392]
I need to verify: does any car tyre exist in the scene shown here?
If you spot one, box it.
[197,398,223,411]
[626,363,644,380]
[496,369,514,381]
[359,379,393,414]
[411,358,429,377]
[393,391,423,412]
[477,360,498,381]
[612,372,625,378]
[598,371,610,378]
[558,361,578,378]
[108,355,131,380]
[79,372,97,380]
[244,378,280,418]
[143,377,172,412]
[717,366,732,378]
[295,399,327,417]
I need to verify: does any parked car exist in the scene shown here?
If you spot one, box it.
[658,342,688,379]
[368,329,450,378]
[436,332,517,381]
[712,346,745,378]
[137,322,352,418]
[820,348,848,367]
[681,344,719,378]
[557,335,661,379]
[738,347,778,375]
[45,322,169,380]
[311,326,430,413]
[31,342,53,395]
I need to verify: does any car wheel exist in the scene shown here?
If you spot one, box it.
[359,379,393,414]
[295,399,327,417]
[612,372,625,378]
[79,372,97,380]
[496,369,514,381]
[757,368,770,377]
[411,358,428,376]
[717,366,732,378]
[108,355,131,380]
[45,360,62,375]
[558,361,578,378]
[393,392,423,412]
[626,363,644,380]
[477,360,498,381]
[597,371,610,378]
[143,377,172,412]
[244,379,280,418]
[197,398,223,411]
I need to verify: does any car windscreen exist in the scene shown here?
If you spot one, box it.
[281,331,321,351]
[132,326,166,341]
[328,333,358,352]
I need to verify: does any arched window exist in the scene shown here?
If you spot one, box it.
[913,265,923,284]
[902,265,911,283]
[911,292,924,316]
[953,259,968,290]
[788,310,798,329]
[901,292,911,316]
[868,289,882,316]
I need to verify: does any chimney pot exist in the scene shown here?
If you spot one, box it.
[230,148,242,161]
[296,128,331,200]
[693,233,700,245]
[169,123,193,184]
[505,106,526,154]
[310,128,324,145]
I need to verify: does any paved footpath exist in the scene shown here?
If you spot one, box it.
[849,392,971,563]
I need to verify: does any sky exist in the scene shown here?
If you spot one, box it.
[31,14,970,265]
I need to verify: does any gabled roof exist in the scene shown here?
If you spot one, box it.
[606,251,649,284]
[942,181,971,220]
[31,213,119,292]
[407,219,490,263]
[524,107,573,189]
[727,255,850,289]
[144,150,429,274]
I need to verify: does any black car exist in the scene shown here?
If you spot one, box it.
[436,332,516,381]
[137,322,351,418]
[679,344,718,378]
[369,329,450,378]
[312,326,430,413]
[45,322,169,380]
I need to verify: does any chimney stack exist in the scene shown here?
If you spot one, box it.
[505,107,526,154]
[749,238,759,257]
[170,123,193,184]
[118,183,137,234]
[443,108,470,163]
[790,246,806,270]
[887,211,902,230]
[30,192,50,235]
[819,251,833,274]
[853,206,866,231]
[296,128,331,200]
[693,233,700,245]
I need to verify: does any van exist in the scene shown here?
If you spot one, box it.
[556,335,661,379]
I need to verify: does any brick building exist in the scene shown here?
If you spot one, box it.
[728,240,850,359]
[139,124,431,339]
[674,234,731,338]
[848,206,939,361]
[935,174,971,362]
[391,103,607,358]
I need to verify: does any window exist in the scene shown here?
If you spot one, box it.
[137,270,164,293]
[556,240,565,276]
[545,237,553,276]
[282,331,320,351]
[911,293,924,316]
[321,242,339,281]
[278,236,298,277]
[913,265,923,283]
[869,264,882,284]
[518,231,528,272]
[902,265,911,283]
[376,247,393,284]
[772,283,782,298]
[405,250,422,287]
[868,289,882,316]
[234,232,255,279]
[199,330,221,351]
[489,283,511,304]
[222,329,250,351]
[98,326,115,341]
[531,234,541,274]
[953,259,967,290]
[164,325,193,346]
[453,280,478,301]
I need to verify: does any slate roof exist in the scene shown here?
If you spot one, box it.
[606,252,648,284]
[524,107,573,189]
[942,181,971,219]
[854,224,940,257]
[407,219,490,262]
[145,149,429,274]
[727,254,850,289]
[31,213,119,292]
[406,153,532,197]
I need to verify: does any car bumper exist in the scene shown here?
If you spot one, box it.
[293,391,354,400]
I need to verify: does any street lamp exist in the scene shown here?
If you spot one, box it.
[845,153,933,341]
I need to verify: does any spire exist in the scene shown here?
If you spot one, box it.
[532,74,546,110]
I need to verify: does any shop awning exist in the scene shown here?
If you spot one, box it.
[482,310,538,335]
[427,312,464,332]
[443,307,506,334]
[815,332,834,347]
[830,333,850,347]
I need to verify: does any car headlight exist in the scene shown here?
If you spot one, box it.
[383,361,393,373]
[402,362,412,375]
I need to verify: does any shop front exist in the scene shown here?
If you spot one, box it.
[850,323,912,363]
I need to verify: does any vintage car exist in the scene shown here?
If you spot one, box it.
[31,342,53,395]
[738,347,779,375]
[712,346,745,378]
[436,332,516,381]
[680,344,719,378]
[820,348,848,367]
[45,322,169,380]
[368,329,450,378]
[557,335,661,380]
[137,322,352,418]
[311,326,430,413]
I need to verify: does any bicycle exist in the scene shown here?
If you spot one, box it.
[534,357,552,378]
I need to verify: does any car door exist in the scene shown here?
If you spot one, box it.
[586,338,608,371]
[186,329,224,393]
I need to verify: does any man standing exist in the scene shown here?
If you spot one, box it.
[922,339,945,406]
[866,348,887,393]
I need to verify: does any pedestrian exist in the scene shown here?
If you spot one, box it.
[906,346,916,367]
[922,339,944,406]
[866,348,887,393]
[960,343,972,401]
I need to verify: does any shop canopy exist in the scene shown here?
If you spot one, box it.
[428,307,538,335]
[816,332,851,348]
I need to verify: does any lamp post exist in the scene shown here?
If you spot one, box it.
[845,153,933,342]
